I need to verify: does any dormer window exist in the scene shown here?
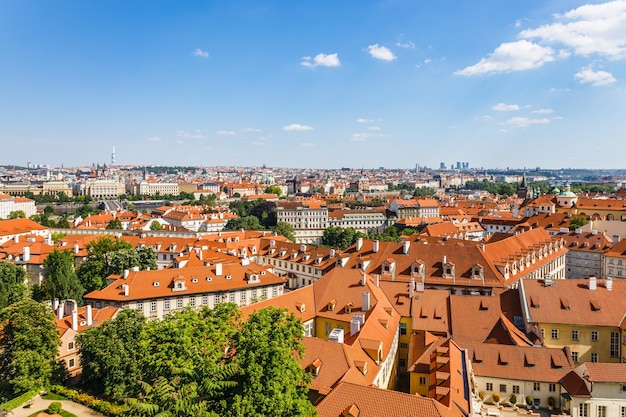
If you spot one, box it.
[442,261,455,279]
[225,275,232,280]
[153,281,160,287]
[296,302,306,313]
[345,302,353,314]
[471,264,484,279]
[247,273,259,284]
[328,300,336,311]
[172,279,187,292]
[191,278,198,284]
[290,252,298,259]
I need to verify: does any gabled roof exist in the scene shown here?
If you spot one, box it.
[0,218,47,237]
[316,382,447,417]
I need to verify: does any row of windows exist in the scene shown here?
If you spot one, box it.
[485,383,555,393]
[134,287,279,312]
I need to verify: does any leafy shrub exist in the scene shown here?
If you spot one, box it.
[479,391,485,400]
[526,395,533,406]
[47,402,62,414]
[509,393,517,405]
[492,392,501,403]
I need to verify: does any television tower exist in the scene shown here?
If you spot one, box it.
[111,145,116,166]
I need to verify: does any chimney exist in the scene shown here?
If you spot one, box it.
[300,244,306,253]
[22,246,30,262]
[356,237,363,251]
[375,274,380,288]
[409,278,415,298]
[123,269,130,279]
[330,249,335,258]
[86,305,93,326]
[589,276,597,291]
[606,277,613,291]
[199,250,203,261]
[13,235,19,243]
[442,255,447,265]
[71,309,78,331]
[361,272,367,286]
[575,228,582,234]
[350,319,361,336]
[270,239,275,247]
[362,292,370,312]
[53,298,59,311]
[132,266,139,272]
[403,240,410,255]
[591,230,598,235]
[373,240,379,253]
[124,284,129,297]
[74,243,80,255]
[57,302,64,320]
[215,263,223,276]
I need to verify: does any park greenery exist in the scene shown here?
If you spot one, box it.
[77,305,316,417]
[321,225,401,250]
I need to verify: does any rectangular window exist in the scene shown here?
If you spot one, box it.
[579,403,588,417]
[189,297,195,307]
[177,298,183,309]
[419,376,426,385]
[262,288,268,298]
[137,302,143,311]
[499,384,506,393]
[591,353,599,362]
[598,406,607,417]
[164,299,170,310]
[512,385,520,394]
[549,383,556,392]
[611,331,620,357]
[591,331,599,342]
[202,295,208,305]
[399,342,408,349]
[486,382,493,391]
[533,382,540,391]
[214,295,221,305]
[68,358,75,368]
[241,291,246,301]
[229,292,235,302]
[399,358,406,368]
[68,342,74,350]
[621,406,626,417]
[400,322,407,336]
[252,289,257,299]
[272,287,278,296]
[150,300,157,312]
[572,351,579,362]
[551,329,559,339]
[571,330,579,341]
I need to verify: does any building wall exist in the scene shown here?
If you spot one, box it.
[540,323,621,365]
[475,376,564,409]
[567,250,603,279]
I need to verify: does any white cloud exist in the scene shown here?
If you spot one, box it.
[367,126,381,131]
[147,137,161,142]
[357,118,373,123]
[193,48,209,58]
[301,53,341,68]
[252,141,265,146]
[503,117,551,127]
[519,1,626,60]
[177,130,204,139]
[396,41,415,49]
[350,132,388,141]
[300,142,314,147]
[241,127,262,133]
[493,103,521,111]
[575,66,617,86]
[532,108,554,114]
[455,40,555,76]
[283,123,314,131]
[423,58,432,64]
[216,130,237,136]
[367,44,397,61]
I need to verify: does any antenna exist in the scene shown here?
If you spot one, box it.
[111,145,116,166]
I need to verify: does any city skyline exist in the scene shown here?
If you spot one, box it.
[1,0,625,169]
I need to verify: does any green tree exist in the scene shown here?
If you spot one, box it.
[227,307,316,417]
[106,218,123,230]
[78,309,147,401]
[41,249,84,303]
[137,246,158,271]
[321,226,366,250]
[225,216,261,231]
[0,299,61,401]
[272,222,295,242]
[569,216,589,230]
[149,221,163,231]
[8,210,25,219]
[264,185,282,197]
[56,217,70,229]
[76,237,135,292]
[0,262,29,309]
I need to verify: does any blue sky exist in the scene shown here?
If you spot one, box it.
[1,0,625,170]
